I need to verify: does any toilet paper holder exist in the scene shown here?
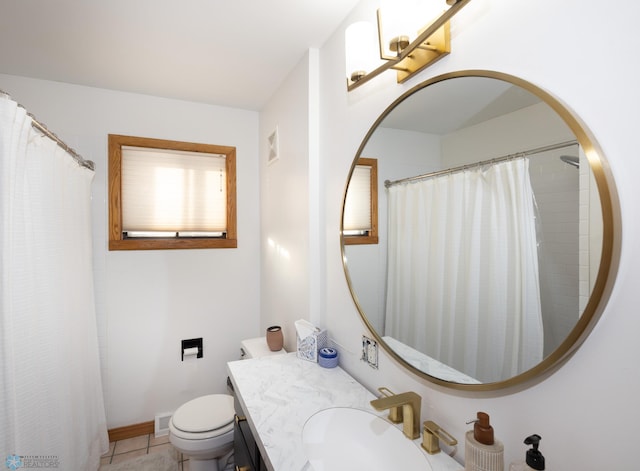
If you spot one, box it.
[181,338,203,361]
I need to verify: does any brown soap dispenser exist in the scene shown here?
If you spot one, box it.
[465,412,504,471]
[474,412,494,445]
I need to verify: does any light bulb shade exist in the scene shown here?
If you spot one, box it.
[345,21,379,82]
[379,0,442,57]
[345,0,468,91]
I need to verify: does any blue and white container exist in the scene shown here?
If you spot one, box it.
[318,347,339,368]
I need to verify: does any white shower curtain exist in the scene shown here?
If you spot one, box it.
[0,96,108,469]
[385,158,543,383]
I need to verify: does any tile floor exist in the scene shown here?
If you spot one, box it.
[99,434,189,470]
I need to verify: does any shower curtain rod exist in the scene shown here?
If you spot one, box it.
[384,140,578,188]
[0,89,95,171]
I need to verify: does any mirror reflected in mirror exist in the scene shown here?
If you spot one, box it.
[342,71,618,390]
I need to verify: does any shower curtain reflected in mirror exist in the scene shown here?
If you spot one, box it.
[0,96,108,468]
[385,158,543,383]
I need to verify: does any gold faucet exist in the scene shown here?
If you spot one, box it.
[370,390,421,439]
[422,420,458,454]
[376,387,403,423]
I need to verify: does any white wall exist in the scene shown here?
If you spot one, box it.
[259,50,326,353]
[315,0,638,469]
[0,74,262,428]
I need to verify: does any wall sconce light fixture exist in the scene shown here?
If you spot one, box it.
[345,0,472,91]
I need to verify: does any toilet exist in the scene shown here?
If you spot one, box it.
[169,337,286,471]
[168,394,235,471]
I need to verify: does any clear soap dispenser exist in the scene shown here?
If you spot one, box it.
[509,434,545,471]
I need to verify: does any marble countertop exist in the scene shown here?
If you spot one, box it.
[227,352,463,471]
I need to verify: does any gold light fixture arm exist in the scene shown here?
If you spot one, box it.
[347,0,472,91]
[377,9,401,61]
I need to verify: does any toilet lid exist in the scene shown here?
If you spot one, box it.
[172,394,234,433]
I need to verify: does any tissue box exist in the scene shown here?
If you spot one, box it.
[296,328,328,362]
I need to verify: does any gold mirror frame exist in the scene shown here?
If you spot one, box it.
[341,70,621,391]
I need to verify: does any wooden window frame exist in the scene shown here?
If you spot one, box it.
[108,134,237,251]
[343,157,378,245]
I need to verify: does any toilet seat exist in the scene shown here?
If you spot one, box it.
[170,394,235,440]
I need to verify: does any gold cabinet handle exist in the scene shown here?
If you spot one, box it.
[235,414,246,424]
[235,466,250,471]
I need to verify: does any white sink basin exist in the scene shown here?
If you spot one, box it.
[302,407,432,471]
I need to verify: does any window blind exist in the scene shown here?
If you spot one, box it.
[121,146,227,233]
[343,164,372,231]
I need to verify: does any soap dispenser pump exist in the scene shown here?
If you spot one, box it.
[465,412,504,471]
[525,434,545,470]
[509,434,545,471]
[474,411,494,445]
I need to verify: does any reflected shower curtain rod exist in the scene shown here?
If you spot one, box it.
[384,140,578,188]
[0,89,94,171]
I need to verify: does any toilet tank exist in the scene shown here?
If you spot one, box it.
[240,337,286,359]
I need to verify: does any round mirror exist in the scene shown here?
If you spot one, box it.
[341,70,619,391]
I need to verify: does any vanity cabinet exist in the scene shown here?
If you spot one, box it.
[234,406,265,470]
[228,354,464,471]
